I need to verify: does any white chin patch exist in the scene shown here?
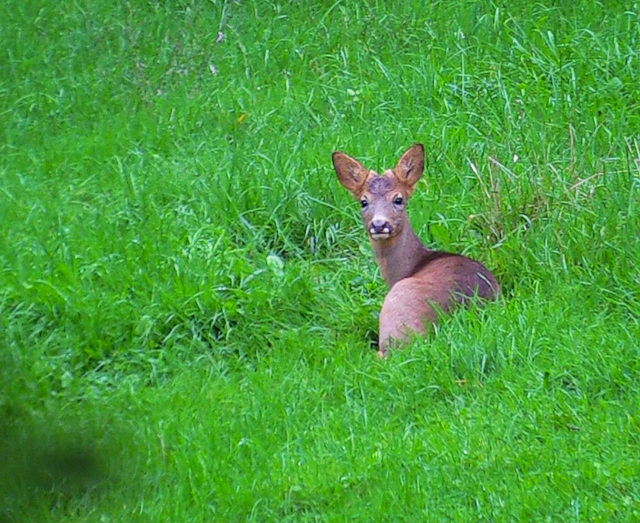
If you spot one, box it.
[369,232,391,240]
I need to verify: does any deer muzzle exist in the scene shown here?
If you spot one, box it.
[369,217,392,240]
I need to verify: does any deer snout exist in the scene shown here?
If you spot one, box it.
[369,217,392,239]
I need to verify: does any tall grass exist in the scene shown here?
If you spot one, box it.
[1,0,639,520]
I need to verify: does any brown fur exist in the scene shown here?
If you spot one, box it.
[332,143,499,357]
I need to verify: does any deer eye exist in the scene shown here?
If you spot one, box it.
[393,196,404,207]
[360,198,369,210]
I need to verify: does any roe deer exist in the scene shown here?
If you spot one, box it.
[332,143,499,358]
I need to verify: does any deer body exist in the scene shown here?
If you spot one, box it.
[332,144,499,357]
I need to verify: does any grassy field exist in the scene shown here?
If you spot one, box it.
[2,0,640,520]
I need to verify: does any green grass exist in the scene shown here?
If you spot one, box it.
[1,0,640,520]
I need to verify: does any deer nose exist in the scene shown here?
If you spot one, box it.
[369,217,392,235]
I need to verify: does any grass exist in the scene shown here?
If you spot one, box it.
[1,0,640,520]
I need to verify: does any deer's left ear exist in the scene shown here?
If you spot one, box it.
[394,143,425,197]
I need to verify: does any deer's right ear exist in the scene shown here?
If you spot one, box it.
[332,152,368,196]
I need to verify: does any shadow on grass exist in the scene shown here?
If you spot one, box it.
[0,357,133,522]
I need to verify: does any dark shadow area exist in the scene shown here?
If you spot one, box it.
[0,356,128,522]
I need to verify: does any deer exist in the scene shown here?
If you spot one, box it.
[332,143,499,358]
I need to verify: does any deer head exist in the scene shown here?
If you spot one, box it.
[332,143,425,242]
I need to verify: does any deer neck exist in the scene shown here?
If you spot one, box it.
[370,224,431,289]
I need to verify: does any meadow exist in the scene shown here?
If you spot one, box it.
[1,0,639,520]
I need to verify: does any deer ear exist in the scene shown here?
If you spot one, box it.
[394,143,425,196]
[332,151,369,196]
